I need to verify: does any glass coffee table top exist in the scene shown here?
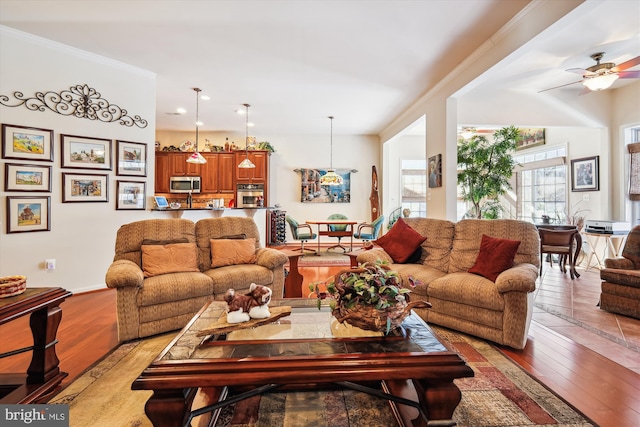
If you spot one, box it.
[160,299,447,362]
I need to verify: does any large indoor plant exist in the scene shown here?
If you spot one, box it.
[457,125,521,219]
[310,261,429,334]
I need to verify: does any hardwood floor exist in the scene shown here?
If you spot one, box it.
[1,261,639,427]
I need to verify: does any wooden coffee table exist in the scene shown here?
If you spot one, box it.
[132,299,473,427]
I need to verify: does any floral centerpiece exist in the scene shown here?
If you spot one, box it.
[309,261,430,334]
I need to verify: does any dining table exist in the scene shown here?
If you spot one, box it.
[306,219,359,253]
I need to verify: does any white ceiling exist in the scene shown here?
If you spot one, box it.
[0,0,639,138]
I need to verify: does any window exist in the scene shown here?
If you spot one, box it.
[401,160,427,217]
[514,147,567,223]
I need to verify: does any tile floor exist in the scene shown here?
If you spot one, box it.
[534,262,640,374]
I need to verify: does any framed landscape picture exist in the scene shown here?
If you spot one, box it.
[6,196,51,233]
[116,140,147,177]
[60,134,112,170]
[62,172,109,202]
[4,163,52,192]
[1,124,54,162]
[116,180,146,210]
[571,156,599,192]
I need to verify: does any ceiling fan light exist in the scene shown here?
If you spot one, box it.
[319,169,343,186]
[583,73,619,91]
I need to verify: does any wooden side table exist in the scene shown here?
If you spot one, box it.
[0,287,72,404]
[282,250,304,298]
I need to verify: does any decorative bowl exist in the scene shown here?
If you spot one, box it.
[0,275,27,298]
[170,202,181,209]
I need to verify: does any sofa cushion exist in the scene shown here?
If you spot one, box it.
[141,242,199,277]
[429,272,505,311]
[210,238,257,268]
[601,268,640,289]
[374,218,427,263]
[468,234,521,282]
[204,264,274,297]
[137,271,213,306]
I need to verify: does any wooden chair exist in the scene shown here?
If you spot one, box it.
[538,226,581,279]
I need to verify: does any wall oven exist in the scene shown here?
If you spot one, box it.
[170,176,201,193]
[236,184,264,207]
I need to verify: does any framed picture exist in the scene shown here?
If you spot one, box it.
[428,154,442,188]
[60,134,112,170]
[116,140,147,177]
[4,163,52,192]
[2,124,53,162]
[6,196,51,233]
[116,180,146,210]
[571,156,599,192]
[516,128,545,151]
[62,172,109,203]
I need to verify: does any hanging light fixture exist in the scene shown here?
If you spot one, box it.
[319,116,343,186]
[238,103,256,169]
[186,87,207,164]
[582,73,619,91]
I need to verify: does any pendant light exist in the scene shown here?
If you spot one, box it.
[186,87,207,164]
[238,103,256,169]
[319,116,343,186]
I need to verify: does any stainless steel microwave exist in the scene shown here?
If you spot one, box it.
[170,176,201,193]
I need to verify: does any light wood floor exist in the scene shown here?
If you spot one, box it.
[1,262,639,427]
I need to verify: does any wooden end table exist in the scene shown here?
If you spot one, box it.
[0,287,72,404]
[282,250,304,298]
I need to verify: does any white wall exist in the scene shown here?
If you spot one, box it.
[0,27,156,293]
[383,134,425,220]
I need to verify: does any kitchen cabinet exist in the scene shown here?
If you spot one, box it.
[200,153,235,193]
[154,152,171,193]
[235,150,269,182]
[170,152,200,176]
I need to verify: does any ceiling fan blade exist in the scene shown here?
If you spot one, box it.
[614,55,640,72]
[618,70,640,79]
[538,80,583,93]
[566,67,591,75]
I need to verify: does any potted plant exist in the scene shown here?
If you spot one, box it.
[309,261,429,334]
[457,125,521,219]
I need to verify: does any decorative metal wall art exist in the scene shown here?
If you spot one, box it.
[0,84,148,128]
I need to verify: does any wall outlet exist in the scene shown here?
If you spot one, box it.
[583,194,590,201]
[45,259,56,270]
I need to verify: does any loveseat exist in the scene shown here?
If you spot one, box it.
[105,217,288,341]
[356,218,540,349]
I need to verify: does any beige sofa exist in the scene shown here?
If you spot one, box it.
[105,217,288,342]
[356,218,540,349]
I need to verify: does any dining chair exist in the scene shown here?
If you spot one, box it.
[285,215,317,254]
[326,213,350,252]
[354,215,386,243]
[538,226,581,279]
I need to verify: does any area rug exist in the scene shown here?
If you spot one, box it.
[297,251,350,266]
[50,326,596,427]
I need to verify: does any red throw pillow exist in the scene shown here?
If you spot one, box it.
[468,234,521,282]
[374,217,426,263]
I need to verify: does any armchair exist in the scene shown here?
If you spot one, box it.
[285,215,317,254]
[326,213,350,252]
[600,225,640,319]
[354,215,385,242]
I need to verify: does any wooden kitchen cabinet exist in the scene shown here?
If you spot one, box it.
[199,153,235,193]
[154,152,170,193]
[170,152,201,176]
[235,150,269,182]
[217,153,235,193]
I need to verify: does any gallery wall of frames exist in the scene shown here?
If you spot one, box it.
[2,123,148,234]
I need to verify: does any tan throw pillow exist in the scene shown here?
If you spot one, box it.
[210,238,257,268]
[141,242,199,278]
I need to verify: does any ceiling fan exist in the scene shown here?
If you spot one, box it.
[540,52,640,93]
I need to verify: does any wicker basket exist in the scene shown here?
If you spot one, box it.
[332,299,430,332]
[0,275,27,298]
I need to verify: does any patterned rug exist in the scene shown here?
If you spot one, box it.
[50,326,596,427]
[297,251,350,266]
